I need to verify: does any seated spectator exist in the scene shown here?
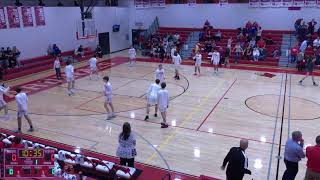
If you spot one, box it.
[257,39,266,50]
[215,30,222,41]
[297,51,305,71]
[291,46,299,63]
[264,34,274,45]
[245,21,252,33]
[253,47,260,61]
[237,33,245,47]
[52,44,61,56]
[300,40,308,53]
[233,43,243,64]
[249,38,256,48]
[272,48,280,58]
[95,45,103,58]
[243,46,252,60]
[12,46,21,67]
[174,33,180,42]
[313,37,320,49]
[74,45,84,57]
[318,27,320,37]
[204,19,210,30]
[5,47,15,68]
[205,41,213,53]
[0,49,8,73]
[206,30,212,40]
[305,135,320,180]
[259,48,268,61]
[308,19,317,35]
[256,27,262,41]
[0,134,6,148]
[12,137,24,148]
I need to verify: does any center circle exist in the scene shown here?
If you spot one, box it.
[245,94,320,120]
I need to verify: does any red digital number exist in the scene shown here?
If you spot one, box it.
[12,154,17,161]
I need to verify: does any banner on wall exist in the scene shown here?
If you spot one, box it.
[143,0,150,8]
[219,0,228,5]
[150,0,165,7]
[271,0,282,7]
[0,7,7,29]
[293,0,305,6]
[317,0,320,7]
[260,0,271,7]
[188,0,197,6]
[282,0,293,6]
[304,0,316,6]
[21,6,33,27]
[34,6,45,26]
[249,0,260,7]
[7,6,20,28]
[134,0,144,8]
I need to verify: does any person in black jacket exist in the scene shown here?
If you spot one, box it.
[221,139,251,180]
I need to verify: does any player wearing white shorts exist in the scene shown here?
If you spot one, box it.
[193,52,202,76]
[144,79,161,121]
[89,55,98,80]
[128,47,137,66]
[64,60,75,96]
[157,82,169,128]
[103,76,115,120]
[155,64,165,83]
[14,87,33,133]
[211,49,220,74]
[0,83,10,120]
[172,51,182,80]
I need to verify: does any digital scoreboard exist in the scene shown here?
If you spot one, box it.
[3,148,56,178]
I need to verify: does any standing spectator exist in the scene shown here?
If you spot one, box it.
[299,57,318,86]
[159,46,165,63]
[249,38,256,48]
[252,47,260,61]
[227,37,233,49]
[221,139,251,180]
[75,45,84,57]
[95,45,103,58]
[215,30,222,41]
[12,46,21,67]
[299,22,308,41]
[53,56,62,80]
[313,37,320,49]
[52,44,61,56]
[295,18,303,33]
[282,131,306,180]
[308,19,317,35]
[224,47,231,68]
[245,21,252,33]
[47,44,53,56]
[116,122,136,168]
[291,46,299,63]
[305,45,315,59]
[256,27,262,41]
[0,51,7,75]
[305,135,320,180]
[233,43,243,64]
[6,47,14,68]
[300,40,308,53]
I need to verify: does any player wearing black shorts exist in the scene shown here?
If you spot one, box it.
[299,57,318,86]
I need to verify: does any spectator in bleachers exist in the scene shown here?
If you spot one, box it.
[245,21,252,33]
[174,33,180,42]
[95,45,103,58]
[215,30,222,42]
[249,38,256,48]
[0,50,7,74]
[264,34,274,45]
[316,47,320,63]
[0,134,6,148]
[272,47,280,58]
[52,44,61,56]
[295,18,303,33]
[297,51,305,71]
[47,44,53,56]
[317,27,320,37]
[203,19,210,31]
[116,122,136,168]
[75,45,84,58]
[243,46,252,60]
[12,46,21,67]
[305,45,315,58]
[291,46,299,63]
[308,19,317,35]
[237,33,246,47]
[252,47,260,61]
[5,47,15,69]
[233,43,243,64]
[313,37,320,49]
[305,135,320,179]
[205,41,213,53]
[300,40,308,53]
[227,38,232,49]
[256,27,262,41]
[298,21,308,41]
[224,47,231,67]
[12,137,24,148]
[259,48,268,61]
[159,45,165,63]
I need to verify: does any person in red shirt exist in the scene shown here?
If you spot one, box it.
[305,45,315,59]
[291,46,299,63]
[245,21,252,32]
[305,135,320,179]
[11,137,24,148]
[257,39,266,49]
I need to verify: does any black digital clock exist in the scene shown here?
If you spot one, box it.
[18,149,44,158]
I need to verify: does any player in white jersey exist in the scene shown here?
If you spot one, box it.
[172,51,182,80]
[170,46,177,59]
[155,64,165,83]
[0,83,10,120]
[144,79,161,121]
[64,60,75,96]
[103,76,115,120]
[211,49,220,74]
[53,56,62,80]
[14,87,34,133]
[157,82,169,128]
[128,47,137,66]
[193,52,202,76]
[89,55,98,80]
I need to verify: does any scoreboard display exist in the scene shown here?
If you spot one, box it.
[3,148,55,178]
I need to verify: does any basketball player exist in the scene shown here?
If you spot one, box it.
[0,83,10,120]
[157,82,169,128]
[299,57,318,86]
[64,60,75,96]
[155,64,165,83]
[193,52,202,76]
[171,46,177,59]
[53,56,62,80]
[145,79,161,121]
[103,76,116,120]
[172,51,182,80]
[14,87,34,133]
[128,46,137,66]
[89,55,98,80]
[211,49,220,74]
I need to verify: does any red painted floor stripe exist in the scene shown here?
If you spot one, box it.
[196,79,237,131]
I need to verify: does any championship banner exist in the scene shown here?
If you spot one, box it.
[6,6,20,28]
[271,0,282,7]
[304,0,316,6]
[317,0,320,7]
[150,0,165,7]
[135,0,144,8]
[34,6,45,26]
[260,0,271,7]
[21,6,33,27]
[219,0,228,6]
[143,0,150,8]
[282,0,293,7]
[249,0,260,7]
[188,0,197,6]
[0,7,7,29]
[293,0,305,6]
[158,0,166,7]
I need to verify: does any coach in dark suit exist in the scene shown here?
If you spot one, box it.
[221,139,252,180]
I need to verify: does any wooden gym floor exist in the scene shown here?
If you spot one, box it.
[1,52,320,180]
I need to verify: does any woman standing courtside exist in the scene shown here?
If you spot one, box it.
[116,122,137,168]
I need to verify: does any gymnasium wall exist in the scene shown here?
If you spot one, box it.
[0,7,130,59]
[129,2,320,31]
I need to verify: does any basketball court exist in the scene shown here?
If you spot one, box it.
[1,52,319,179]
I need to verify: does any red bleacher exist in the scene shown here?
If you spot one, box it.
[158,27,196,44]
[4,48,95,81]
